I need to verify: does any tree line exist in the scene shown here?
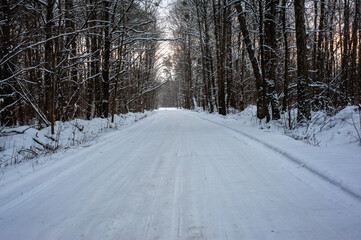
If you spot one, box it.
[0,0,162,133]
[164,0,360,124]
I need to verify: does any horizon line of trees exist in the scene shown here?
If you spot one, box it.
[0,0,163,133]
[162,0,360,125]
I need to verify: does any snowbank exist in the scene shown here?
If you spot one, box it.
[191,106,361,199]
[201,105,361,146]
[0,112,152,168]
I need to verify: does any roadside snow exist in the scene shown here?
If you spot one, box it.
[206,105,361,147]
[0,112,152,168]
[191,106,361,199]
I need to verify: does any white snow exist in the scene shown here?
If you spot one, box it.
[0,109,360,239]
[193,106,361,199]
[0,112,152,168]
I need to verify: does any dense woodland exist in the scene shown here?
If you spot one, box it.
[161,0,360,125]
[1,0,360,132]
[0,0,162,133]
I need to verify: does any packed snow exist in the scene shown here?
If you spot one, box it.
[0,108,360,239]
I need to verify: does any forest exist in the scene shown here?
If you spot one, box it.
[161,0,360,126]
[1,0,360,131]
[0,0,162,134]
[1,1,361,238]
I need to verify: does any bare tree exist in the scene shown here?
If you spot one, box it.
[294,0,310,122]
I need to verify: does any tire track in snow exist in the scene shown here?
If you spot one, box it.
[0,132,134,216]
[175,134,183,239]
[192,113,361,202]
[143,161,164,240]
[0,114,156,217]
[143,178,161,240]
[0,156,87,215]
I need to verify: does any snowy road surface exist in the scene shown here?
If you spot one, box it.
[1,109,360,239]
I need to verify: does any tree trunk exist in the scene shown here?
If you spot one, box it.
[341,0,350,106]
[294,0,311,122]
[87,0,100,119]
[350,0,360,105]
[203,0,216,112]
[44,0,55,125]
[64,0,79,120]
[0,0,16,126]
[225,1,235,110]
[195,1,210,111]
[235,1,267,120]
[264,0,280,120]
[282,0,291,127]
[213,0,226,115]
[358,0,361,106]
[101,0,111,118]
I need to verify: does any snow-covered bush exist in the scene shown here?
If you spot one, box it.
[0,112,152,168]
[204,105,361,147]
[287,106,361,146]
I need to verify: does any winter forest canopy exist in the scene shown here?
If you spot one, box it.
[1,0,360,132]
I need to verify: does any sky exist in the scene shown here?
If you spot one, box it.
[156,0,175,82]
[158,0,174,19]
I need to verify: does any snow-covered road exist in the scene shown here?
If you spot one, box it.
[1,109,360,239]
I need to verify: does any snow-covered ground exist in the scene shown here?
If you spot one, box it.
[0,109,360,239]
[0,112,152,168]
[192,106,361,199]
